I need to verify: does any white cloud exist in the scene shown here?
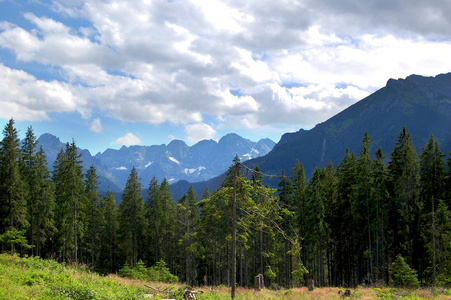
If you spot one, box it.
[185,123,217,144]
[89,118,102,133]
[1,0,451,140]
[0,64,78,121]
[112,133,142,146]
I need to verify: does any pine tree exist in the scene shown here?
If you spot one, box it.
[21,126,38,255]
[418,135,446,284]
[119,167,146,267]
[0,119,28,252]
[34,146,55,257]
[176,186,199,285]
[84,165,102,268]
[145,176,160,264]
[373,148,390,283]
[390,254,419,288]
[433,200,451,286]
[278,171,295,287]
[100,187,118,273]
[52,141,85,262]
[356,130,375,284]
[146,177,176,267]
[333,148,359,286]
[291,160,309,285]
[446,153,451,208]
[388,127,419,268]
[306,168,327,287]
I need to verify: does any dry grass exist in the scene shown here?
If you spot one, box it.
[186,285,451,299]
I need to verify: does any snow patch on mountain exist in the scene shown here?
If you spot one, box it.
[169,157,181,164]
[242,148,260,160]
[183,166,206,174]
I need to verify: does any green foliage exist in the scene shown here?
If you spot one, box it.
[390,255,420,288]
[0,253,145,300]
[118,167,147,268]
[2,118,451,289]
[119,259,179,283]
[0,228,33,251]
[264,266,277,280]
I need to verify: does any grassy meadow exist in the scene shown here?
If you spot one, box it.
[1,253,450,299]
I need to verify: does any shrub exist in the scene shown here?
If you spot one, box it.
[118,259,178,283]
[390,255,420,288]
[147,260,179,283]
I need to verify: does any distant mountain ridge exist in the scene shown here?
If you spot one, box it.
[36,133,275,193]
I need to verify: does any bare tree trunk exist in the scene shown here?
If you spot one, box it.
[231,163,238,298]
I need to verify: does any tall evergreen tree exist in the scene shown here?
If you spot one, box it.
[356,130,375,284]
[21,126,38,255]
[373,148,390,283]
[33,146,55,257]
[176,186,199,285]
[145,176,160,264]
[418,135,446,283]
[52,141,85,262]
[100,187,118,273]
[333,149,359,286]
[0,119,28,252]
[291,160,309,285]
[84,165,102,268]
[119,167,146,267]
[388,127,419,269]
[306,168,328,287]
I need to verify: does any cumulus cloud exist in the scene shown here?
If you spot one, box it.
[89,118,102,133]
[0,0,451,136]
[0,64,79,121]
[112,133,142,146]
[185,123,217,144]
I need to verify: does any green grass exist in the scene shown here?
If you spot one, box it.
[0,253,146,299]
[1,253,451,299]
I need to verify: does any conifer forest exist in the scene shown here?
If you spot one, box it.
[1,118,451,290]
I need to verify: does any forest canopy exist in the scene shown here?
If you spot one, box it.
[1,118,451,290]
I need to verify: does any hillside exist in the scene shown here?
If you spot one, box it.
[246,73,451,178]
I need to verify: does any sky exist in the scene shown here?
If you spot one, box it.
[1,0,451,155]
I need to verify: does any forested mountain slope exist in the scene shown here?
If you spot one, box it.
[246,73,451,178]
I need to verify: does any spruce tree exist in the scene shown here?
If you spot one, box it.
[100,187,118,273]
[0,119,28,252]
[388,127,419,268]
[21,126,38,255]
[145,176,160,264]
[418,135,446,284]
[34,146,55,257]
[84,165,101,267]
[176,186,199,285]
[390,254,420,288]
[52,141,85,262]
[119,167,146,267]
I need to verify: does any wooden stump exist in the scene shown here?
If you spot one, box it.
[184,289,197,300]
[254,274,264,290]
[307,279,314,291]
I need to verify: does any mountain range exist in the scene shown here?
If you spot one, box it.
[171,72,451,197]
[36,133,275,193]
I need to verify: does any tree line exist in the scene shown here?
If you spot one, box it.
[1,118,451,289]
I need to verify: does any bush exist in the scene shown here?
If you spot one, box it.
[118,259,178,283]
[390,255,420,288]
[147,260,179,283]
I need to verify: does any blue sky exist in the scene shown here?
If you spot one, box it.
[1,0,451,154]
